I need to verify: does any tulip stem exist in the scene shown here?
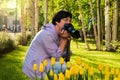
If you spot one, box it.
[61,64,62,72]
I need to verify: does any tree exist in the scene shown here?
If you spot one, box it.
[44,0,48,25]
[105,0,112,51]
[112,0,118,41]
[29,0,35,38]
[35,0,39,34]
[90,0,99,50]
[97,0,101,50]
[21,0,27,45]
[78,1,90,50]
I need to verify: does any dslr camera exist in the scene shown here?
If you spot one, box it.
[62,23,80,38]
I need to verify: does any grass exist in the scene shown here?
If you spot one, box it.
[0,46,29,80]
[70,40,120,79]
[70,40,120,68]
[0,40,120,80]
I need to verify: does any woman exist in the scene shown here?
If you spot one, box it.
[22,10,72,79]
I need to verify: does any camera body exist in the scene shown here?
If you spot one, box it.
[62,23,80,38]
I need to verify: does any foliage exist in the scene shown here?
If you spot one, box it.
[14,31,32,46]
[111,40,120,52]
[0,32,17,56]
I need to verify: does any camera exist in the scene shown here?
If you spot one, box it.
[62,23,80,38]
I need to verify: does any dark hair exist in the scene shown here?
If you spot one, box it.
[52,10,72,25]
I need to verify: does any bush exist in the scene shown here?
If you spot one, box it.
[0,32,18,56]
[14,31,32,46]
[112,40,120,53]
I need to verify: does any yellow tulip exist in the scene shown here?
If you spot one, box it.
[70,66,74,75]
[51,57,56,66]
[65,69,71,79]
[71,64,79,75]
[39,63,44,73]
[115,68,119,75]
[80,67,84,75]
[50,69,54,77]
[59,72,65,80]
[110,67,115,75]
[59,57,64,65]
[33,63,37,71]
[74,66,79,75]
[81,62,85,68]
[54,74,58,80]
[104,65,109,75]
[76,57,81,65]
[89,66,94,76]
[85,64,89,70]
[105,73,109,80]
[43,59,48,67]
[98,63,103,71]
[66,61,71,69]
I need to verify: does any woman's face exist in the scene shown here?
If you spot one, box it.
[56,17,71,34]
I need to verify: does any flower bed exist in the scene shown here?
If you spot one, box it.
[32,57,120,80]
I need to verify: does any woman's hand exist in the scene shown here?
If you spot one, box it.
[60,30,70,38]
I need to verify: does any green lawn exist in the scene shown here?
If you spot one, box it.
[0,46,29,80]
[70,40,120,68]
[0,41,120,80]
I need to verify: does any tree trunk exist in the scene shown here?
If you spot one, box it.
[35,0,39,34]
[79,6,90,51]
[29,0,35,38]
[112,0,118,41]
[97,0,101,50]
[44,0,48,25]
[21,0,27,45]
[90,0,99,50]
[105,0,112,51]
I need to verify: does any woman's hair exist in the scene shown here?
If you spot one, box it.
[52,10,72,25]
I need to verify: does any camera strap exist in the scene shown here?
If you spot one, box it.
[65,40,70,62]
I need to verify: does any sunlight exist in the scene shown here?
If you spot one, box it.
[8,1,16,9]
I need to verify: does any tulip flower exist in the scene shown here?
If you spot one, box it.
[39,63,44,73]
[43,59,48,67]
[85,64,89,80]
[79,67,84,75]
[98,63,103,80]
[115,68,119,75]
[65,69,71,79]
[59,57,64,72]
[59,57,64,65]
[104,73,109,80]
[43,59,48,72]
[70,66,74,76]
[89,66,94,76]
[59,72,65,80]
[85,64,89,70]
[33,63,38,80]
[104,65,109,75]
[89,66,94,80]
[54,74,58,80]
[98,63,103,71]
[33,63,37,71]
[51,57,56,66]
[66,61,71,69]
[39,63,44,80]
[111,68,115,75]
[76,57,81,65]
[50,69,54,77]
